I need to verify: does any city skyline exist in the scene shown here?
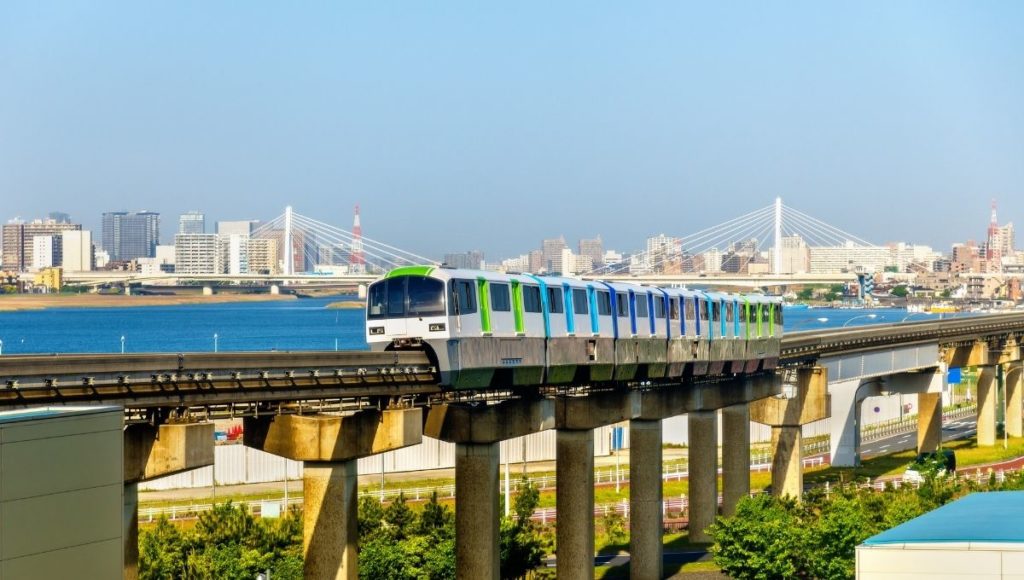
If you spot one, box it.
[3,3,1024,257]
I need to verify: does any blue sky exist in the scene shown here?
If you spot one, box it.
[2,2,1024,259]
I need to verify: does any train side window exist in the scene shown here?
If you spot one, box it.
[654,296,666,318]
[725,302,734,323]
[616,293,629,317]
[522,285,542,313]
[491,283,511,312]
[408,277,445,317]
[450,280,477,315]
[387,278,406,317]
[597,291,612,316]
[774,304,783,325]
[635,295,649,318]
[548,287,564,314]
[699,299,708,321]
[367,281,387,319]
[572,289,589,315]
[711,301,721,322]
[669,298,679,320]
[685,297,696,321]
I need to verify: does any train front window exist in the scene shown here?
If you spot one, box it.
[774,304,783,325]
[387,278,406,317]
[408,277,445,317]
[367,281,388,319]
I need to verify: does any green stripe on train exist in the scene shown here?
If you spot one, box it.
[385,266,435,278]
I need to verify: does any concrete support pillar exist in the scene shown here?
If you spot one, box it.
[828,378,879,467]
[721,404,750,517]
[455,442,500,579]
[771,426,802,499]
[123,421,215,580]
[556,429,595,580]
[124,482,139,580]
[629,419,663,580]
[687,411,718,544]
[425,399,555,580]
[978,365,998,447]
[244,409,423,580]
[1007,363,1023,438]
[303,461,358,580]
[917,392,942,454]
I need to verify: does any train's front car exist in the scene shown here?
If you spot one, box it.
[365,265,449,362]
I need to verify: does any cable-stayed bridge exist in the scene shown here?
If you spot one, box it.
[58,200,884,288]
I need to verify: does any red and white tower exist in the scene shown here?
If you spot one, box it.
[351,204,365,273]
[986,199,1003,272]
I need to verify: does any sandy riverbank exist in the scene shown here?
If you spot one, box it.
[0,293,297,312]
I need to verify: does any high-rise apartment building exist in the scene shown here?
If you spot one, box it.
[221,234,249,275]
[542,237,567,273]
[60,231,94,272]
[247,238,279,275]
[178,211,205,235]
[1,219,82,271]
[174,233,220,275]
[48,211,72,224]
[578,237,604,269]
[443,251,484,270]
[102,211,160,261]
[31,236,60,271]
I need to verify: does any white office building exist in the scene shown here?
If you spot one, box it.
[31,235,59,271]
[220,234,249,275]
[60,230,93,272]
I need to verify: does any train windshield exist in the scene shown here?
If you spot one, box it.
[367,277,445,320]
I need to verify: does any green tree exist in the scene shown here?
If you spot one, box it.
[358,495,386,540]
[383,493,417,540]
[710,494,808,579]
[805,493,874,580]
[500,478,544,579]
[139,516,184,580]
[418,492,455,539]
[891,285,909,298]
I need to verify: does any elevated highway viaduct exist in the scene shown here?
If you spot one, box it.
[2,312,1024,579]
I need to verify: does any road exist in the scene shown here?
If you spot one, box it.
[861,416,977,458]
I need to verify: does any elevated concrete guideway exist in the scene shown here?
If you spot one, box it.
[5,313,1024,579]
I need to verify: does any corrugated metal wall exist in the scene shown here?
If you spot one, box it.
[142,426,614,491]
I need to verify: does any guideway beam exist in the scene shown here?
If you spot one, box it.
[750,366,828,500]
[425,398,555,580]
[123,422,215,580]
[244,409,423,580]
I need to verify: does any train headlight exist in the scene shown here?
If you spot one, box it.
[368,326,385,335]
[429,323,446,332]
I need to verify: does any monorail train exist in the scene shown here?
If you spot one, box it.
[365,266,783,389]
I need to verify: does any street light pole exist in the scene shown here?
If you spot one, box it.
[120,335,125,354]
[214,333,219,353]
[0,339,3,356]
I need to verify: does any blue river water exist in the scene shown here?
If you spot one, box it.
[0,299,953,356]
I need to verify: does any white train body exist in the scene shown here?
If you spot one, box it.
[366,266,783,389]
